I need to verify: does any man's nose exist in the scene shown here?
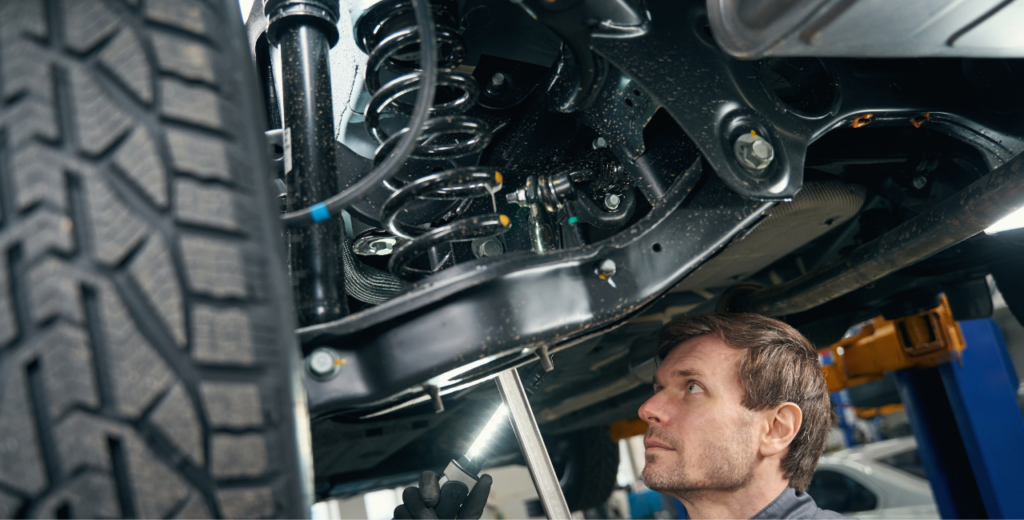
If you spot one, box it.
[638,393,665,426]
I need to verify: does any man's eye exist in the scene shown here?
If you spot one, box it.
[688,382,705,394]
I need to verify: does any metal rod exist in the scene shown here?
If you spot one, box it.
[261,44,282,129]
[735,153,1024,316]
[495,369,572,520]
[276,19,347,325]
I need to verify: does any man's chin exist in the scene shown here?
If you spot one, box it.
[642,461,671,490]
[642,468,670,493]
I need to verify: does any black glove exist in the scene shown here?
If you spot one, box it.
[393,470,492,520]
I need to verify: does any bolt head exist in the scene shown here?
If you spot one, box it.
[604,193,621,211]
[751,140,771,159]
[491,73,505,87]
[734,133,775,171]
[913,176,928,190]
[507,188,529,207]
[593,137,608,149]
[307,348,338,378]
[598,259,617,276]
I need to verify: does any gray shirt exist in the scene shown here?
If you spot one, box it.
[750,487,852,519]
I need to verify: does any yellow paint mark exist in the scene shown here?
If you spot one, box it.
[494,171,503,184]
[499,214,510,227]
[750,130,758,138]
[335,358,347,365]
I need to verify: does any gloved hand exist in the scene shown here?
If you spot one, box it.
[393,470,492,519]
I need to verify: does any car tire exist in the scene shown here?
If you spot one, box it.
[0,0,311,518]
[551,427,620,512]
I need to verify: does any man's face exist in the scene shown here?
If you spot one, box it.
[638,334,760,499]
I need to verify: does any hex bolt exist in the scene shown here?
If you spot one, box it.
[491,73,505,88]
[507,188,528,207]
[734,132,775,171]
[307,348,340,380]
[913,176,928,190]
[604,193,621,211]
[592,137,608,149]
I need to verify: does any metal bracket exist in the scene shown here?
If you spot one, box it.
[589,0,1024,200]
[579,68,659,162]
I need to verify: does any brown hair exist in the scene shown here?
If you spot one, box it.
[655,313,835,491]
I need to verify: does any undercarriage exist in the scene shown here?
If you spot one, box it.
[5,0,1022,515]
[236,0,1024,500]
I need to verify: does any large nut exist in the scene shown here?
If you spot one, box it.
[734,132,775,171]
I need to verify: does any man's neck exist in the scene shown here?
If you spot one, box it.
[676,478,789,520]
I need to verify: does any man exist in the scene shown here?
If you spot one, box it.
[640,313,846,519]
[395,313,845,519]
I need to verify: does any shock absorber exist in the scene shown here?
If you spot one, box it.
[354,0,509,280]
[266,0,348,325]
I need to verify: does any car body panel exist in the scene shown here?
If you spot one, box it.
[815,437,938,518]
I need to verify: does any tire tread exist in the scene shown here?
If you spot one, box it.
[0,0,306,517]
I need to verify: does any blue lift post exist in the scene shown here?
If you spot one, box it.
[895,318,1024,518]
[830,390,858,448]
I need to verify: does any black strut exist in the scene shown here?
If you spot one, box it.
[266,0,348,325]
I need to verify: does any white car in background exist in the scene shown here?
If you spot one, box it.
[807,437,939,519]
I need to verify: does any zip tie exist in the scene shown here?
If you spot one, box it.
[310,202,330,223]
[567,216,579,225]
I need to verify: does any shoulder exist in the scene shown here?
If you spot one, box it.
[804,506,854,520]
[751,488,855,520]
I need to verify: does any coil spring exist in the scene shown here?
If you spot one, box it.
[359,0,509,280]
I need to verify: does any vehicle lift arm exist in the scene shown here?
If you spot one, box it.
[817,295,966,394]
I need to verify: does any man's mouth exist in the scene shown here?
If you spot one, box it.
[643,432,674,451]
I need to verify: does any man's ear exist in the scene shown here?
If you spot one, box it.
[760,402,802,458]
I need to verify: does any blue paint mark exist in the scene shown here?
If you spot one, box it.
[310,203,330,222]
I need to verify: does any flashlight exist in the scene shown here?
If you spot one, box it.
[442,366,547,492]
[443,403,508,491]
